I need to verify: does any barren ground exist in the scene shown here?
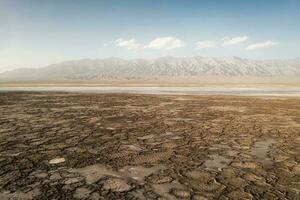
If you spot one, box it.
[0,92,299,200]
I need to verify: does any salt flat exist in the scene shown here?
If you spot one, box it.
[0,86,300,96]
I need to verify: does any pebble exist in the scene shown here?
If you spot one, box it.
[49,158,66,164]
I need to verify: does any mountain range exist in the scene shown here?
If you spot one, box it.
[1,56,300,81]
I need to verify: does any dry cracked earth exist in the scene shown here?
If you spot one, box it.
[0,92,300,200]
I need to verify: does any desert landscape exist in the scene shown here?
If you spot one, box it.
[0,92,299,199]
[1,0,300,199]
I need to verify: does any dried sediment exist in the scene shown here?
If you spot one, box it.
[0,92,299,199]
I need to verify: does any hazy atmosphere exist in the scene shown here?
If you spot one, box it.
[0,0,300,73]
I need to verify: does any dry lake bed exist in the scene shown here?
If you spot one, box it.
[0,92,300,199]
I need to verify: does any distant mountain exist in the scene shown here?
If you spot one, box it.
[1,56,300,81]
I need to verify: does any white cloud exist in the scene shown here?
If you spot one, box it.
[196,41,216,48]
[145,37,184,50]
[115,38,141,50]
[245,40,278,50]
[222,35,248,46]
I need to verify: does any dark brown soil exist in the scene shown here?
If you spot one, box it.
[0,92,299,199]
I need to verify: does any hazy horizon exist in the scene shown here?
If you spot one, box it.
[2,55,300,74]
[1,0,300,73]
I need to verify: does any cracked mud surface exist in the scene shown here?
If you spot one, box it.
[0,92,299,200]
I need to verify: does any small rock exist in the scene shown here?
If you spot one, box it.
[49,158,66,164]
[50,173,62,180]
[126,144,143,151]
[65,178,80,185]
[11,152,21,157]
[31,171,48,178]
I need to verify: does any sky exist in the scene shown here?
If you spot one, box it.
[0,0,300,72]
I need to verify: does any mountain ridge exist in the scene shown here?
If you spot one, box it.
[1,56,300,81]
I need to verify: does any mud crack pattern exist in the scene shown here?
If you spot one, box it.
[0,92,299,199]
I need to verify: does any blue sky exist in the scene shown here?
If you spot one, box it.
[0,0,299,72]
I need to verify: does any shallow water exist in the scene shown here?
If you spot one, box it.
[0,86,300,96]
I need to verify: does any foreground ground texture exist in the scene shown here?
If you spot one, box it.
[0,92,299,200]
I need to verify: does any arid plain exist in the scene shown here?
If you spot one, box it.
[0,92,299,199]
